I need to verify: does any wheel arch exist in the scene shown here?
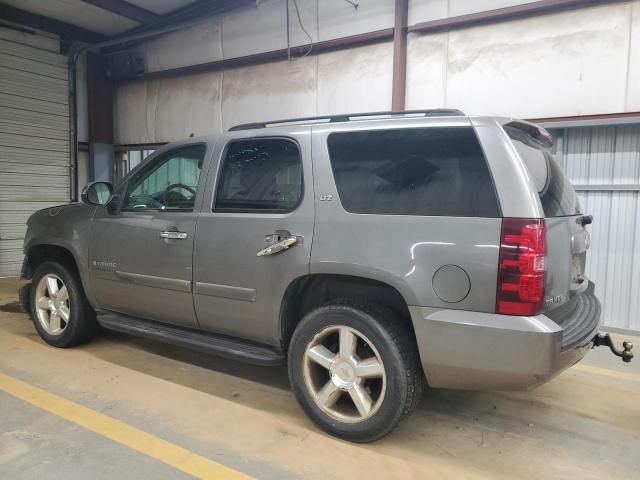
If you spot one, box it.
[24,243,81,278]
[280,273,415,350]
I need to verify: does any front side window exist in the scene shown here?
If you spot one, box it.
[122,145,205,211]
[214,138,302,212]
[327,128,500,217]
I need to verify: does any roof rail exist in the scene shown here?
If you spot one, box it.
[228,109,465,131]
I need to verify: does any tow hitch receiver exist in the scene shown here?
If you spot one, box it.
[593,333,634,363]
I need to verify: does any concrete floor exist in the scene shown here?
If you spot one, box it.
[0,277,639,480]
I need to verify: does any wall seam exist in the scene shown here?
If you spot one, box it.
[611,125,618,184]
[443,31,449,108]
[445,0,451,107]
[315,0,319,116]
[219,15,225,131]
[623,1,634,111]
[631,127,640,328]
[219,70,225,131]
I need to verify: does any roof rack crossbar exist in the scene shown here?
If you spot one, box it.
[228,109,465,131]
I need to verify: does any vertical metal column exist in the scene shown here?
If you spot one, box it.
[391,0,408,111]
[87,52,115,183]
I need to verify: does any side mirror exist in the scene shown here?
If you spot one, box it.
[81,182,113,206]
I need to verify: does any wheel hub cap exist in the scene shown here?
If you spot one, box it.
[330,359,357,390]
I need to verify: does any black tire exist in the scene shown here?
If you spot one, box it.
[288,301,423,442]
[29,261,98,348]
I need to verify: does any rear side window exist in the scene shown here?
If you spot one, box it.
[214,138,302,212]
[327,128,500,217]
[506,127,580,217]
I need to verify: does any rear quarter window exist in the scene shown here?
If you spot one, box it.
[508,133,580,218]
[327,127,500,217]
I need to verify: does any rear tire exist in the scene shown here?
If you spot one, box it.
[288,301,423,442]
[29,261,98,348]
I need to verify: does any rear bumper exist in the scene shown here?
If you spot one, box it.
[547,282,600,350]
[409,285,601,390]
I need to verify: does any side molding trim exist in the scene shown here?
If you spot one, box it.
[114,271,192,293]
[194,282,257,302]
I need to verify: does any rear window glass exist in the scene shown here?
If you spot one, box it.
[509,136,580,217]
[327,127,500,217]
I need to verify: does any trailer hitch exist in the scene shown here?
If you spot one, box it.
[593,333,634,363]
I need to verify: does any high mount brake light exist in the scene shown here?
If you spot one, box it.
[496,218,546,315]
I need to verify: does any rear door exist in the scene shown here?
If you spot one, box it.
[505,123,587,312]
[192,127,313,345]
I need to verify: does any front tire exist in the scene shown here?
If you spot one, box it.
[30,261,98,348]
[288,302,423,442]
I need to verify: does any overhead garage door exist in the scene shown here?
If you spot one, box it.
[553,124,640,333]
[0,38,70,277]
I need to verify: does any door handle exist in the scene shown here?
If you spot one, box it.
[160,230,188,240]
[257,231,300,256]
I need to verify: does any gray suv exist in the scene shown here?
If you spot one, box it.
[19,110,633,442]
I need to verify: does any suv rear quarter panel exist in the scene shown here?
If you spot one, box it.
[471,116,544,218]
[310,118,502,313]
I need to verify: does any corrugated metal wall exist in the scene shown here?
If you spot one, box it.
[0,38,70,277]
[553,125,640,332]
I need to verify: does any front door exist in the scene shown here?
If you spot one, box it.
[193,129,314,344]
[89,143,208,328]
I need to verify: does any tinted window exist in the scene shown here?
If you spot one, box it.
[327,128,500,217]
[509,137,580,217]
[215,138,302,212]
[123,145,205,211]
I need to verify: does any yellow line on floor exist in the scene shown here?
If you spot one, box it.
[573,364,640,383]
[0,372,254,480]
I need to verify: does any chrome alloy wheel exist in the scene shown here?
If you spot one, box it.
[303,325,386,423]
[34,274,70,336]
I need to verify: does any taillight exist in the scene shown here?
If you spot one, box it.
[496,218,546,315]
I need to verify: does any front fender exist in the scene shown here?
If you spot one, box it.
[23,203,97,304]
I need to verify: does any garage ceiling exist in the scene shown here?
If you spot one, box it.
[2,0,139,36]
[0,0,216,42]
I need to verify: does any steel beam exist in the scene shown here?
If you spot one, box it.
[110,0,249,41]
[573,185,640,192]
[408,0,626,34]
[391,0,409,111]
[529,111,640,129]
[80,0,157,24]
[87,52,115,182]
[119,28,394,81]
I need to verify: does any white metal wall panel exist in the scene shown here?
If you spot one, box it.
[554,125,640,332]
[0,38,70,277]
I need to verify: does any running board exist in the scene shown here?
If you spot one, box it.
[97,312,285,366]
